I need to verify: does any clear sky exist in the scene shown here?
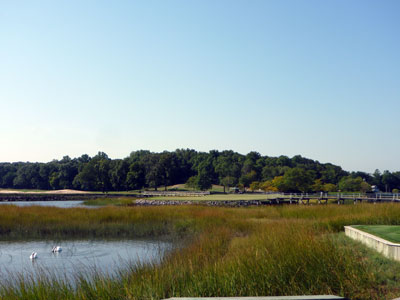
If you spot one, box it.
[1,0,399,173]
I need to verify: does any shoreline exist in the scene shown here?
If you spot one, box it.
[0,193,139,202]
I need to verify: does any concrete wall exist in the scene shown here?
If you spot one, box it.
[344,226,400,261]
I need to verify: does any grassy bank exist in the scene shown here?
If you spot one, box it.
[353,225,400,243]
[82,197,135,206]
[1,204,400,299]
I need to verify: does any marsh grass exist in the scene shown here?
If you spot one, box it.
[0,205,189,240]
[1,204,400,299]
[82,197,134,207]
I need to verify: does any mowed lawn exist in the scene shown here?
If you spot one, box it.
[354,225,400,243]
[149,193,278,201]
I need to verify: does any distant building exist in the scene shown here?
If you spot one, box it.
[371,185,380,193]
[230,187,240,193]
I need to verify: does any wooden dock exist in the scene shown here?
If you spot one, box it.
[134,193,400,207]
[252,193,400,206]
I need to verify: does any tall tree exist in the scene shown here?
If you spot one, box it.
[126,161,146,190]
[195,159,214,191]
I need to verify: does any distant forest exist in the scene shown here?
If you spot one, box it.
[0,150,399,193]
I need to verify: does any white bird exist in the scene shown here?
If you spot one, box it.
[52,246,62,253]
[30,252,37,259]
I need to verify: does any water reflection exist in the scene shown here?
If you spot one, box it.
[0,200,85,208]
[0,239,171,282]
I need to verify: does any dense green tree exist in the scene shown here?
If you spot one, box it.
[323,183,337,192]
[185,176,197,190]
[174,148,197,183]
[338,176,364,192]
[278,168,314,192]
[159,152,180,190]
[195,159,213,190]
[59,160,79,189]
[126,161,146,190]
[1,149,397,194]
[261,166,278,181]
[381,170,400,193]
[73,152,111,192]
[110,159,129,191]
[312,179,324,192]
[249,181,261,191]
[242,152,261,175]
[215,151,242,193]
[97,157,112,192]
[350,171,373,182]
[320,164,346,184]
[73,161,97,191]
[143,154,163,190]
[360,181,371,193]
[0,164,17,188]
[220,176,237,192]
[13,164,41,189]
[372,169,383,190]
[276,155,292,167]
[38,163,57,189]
[239,170,258,190]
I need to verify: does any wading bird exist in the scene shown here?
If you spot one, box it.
[52,246,62,253]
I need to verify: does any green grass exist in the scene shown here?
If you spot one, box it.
[334,232,400,295]
[139,184,226,193]
[2,204,400,299]
[208,184,226,193]
[353,225,400,243]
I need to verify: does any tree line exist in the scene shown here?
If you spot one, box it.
[0,149,399,193]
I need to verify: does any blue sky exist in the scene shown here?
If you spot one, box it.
[1,0,399,172]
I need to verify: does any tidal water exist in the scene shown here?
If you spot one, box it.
[0,239,171,283]
[0,200,85,208]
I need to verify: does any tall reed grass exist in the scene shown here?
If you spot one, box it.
[1,203,400,299]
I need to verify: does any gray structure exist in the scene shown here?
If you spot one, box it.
[163,296,347,300]
[345,225,400,261]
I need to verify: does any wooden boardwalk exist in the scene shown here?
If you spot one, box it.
[134,193,400,207]
[261,193,400,205]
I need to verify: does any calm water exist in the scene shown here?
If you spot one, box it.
[0,200,85,208]
[0,239,171,282]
